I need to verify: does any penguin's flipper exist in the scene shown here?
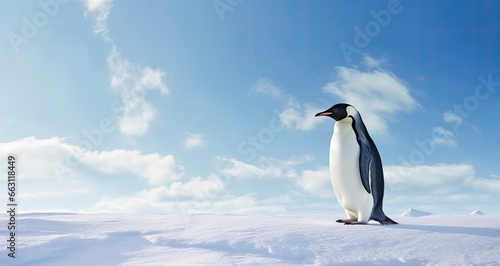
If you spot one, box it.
[357,138,372,194]
[351,114,372,194]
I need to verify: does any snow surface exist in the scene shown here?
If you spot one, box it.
[2,213,500,265]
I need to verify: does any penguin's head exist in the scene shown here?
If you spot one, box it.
[315,103,357,122]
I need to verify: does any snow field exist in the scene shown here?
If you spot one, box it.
[1,213,499,265]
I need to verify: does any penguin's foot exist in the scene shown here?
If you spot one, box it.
[336,219,354,223]
[336,219,366,225]
[372,216,399,225]
[378,218,398,225]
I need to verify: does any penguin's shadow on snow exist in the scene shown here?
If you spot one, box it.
[389,223,500,238]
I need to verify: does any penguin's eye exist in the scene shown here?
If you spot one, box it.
[333,109,339,113]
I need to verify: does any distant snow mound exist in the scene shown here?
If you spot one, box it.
[400,208,432,217]
[470,210,485,215]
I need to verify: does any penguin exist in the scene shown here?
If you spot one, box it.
[315,103,397,225]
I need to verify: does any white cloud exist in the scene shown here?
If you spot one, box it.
[384,163,474,191]
[183,133,206,149]
[84,0,113,41]
[87,189,286,214]
[443,111,463,126]
[363,55,385,69]
[296,167,334,198]
[83,149,183,186]
[216,157,262,178]
[216,156,311,179]
[216,156,285,179]
[322,59,418,135]
[86,175,225,213]
[0,137,78,181]
[382,163,481,213]
[215,155,334,201]
[249,78,286,99]
[251,57,418,134]
[464,176,500,192]
[431,127,457,147]
[87,174,225,210]
[279,99,323,131]
[85,1,169,137]
[249,78,323,131]
[85,0,111,11]
[383,163,500,213]
[445,194,473,202]
[108,47,170,137]
[158,175,225,199]
[0,137,183,186]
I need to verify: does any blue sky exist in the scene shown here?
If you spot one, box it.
[1,0,500,215]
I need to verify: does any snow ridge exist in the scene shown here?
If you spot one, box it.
[400,208,432,217]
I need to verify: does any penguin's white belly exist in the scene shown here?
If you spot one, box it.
[330,122,373,222]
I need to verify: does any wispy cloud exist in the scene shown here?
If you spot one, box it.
[443,111,463,126]
[295,167,334,198]
[158,175,224,198]
[252,56,418,134]
[279,99,323,131]
[431,127,457,147]
[249,78,287,99]
[84,0,112,41]
[215,155,333,199]
[322,55,419,135]
[363,54,385,69]
[216,156,289,179]
[216,155,313,180]
[384,163,473,191]
[182,133,206,149]
[84,0,169,137]
[108,47,170,136]
[250,78,323,131]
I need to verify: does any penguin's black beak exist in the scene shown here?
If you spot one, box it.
[315,111,332,117]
